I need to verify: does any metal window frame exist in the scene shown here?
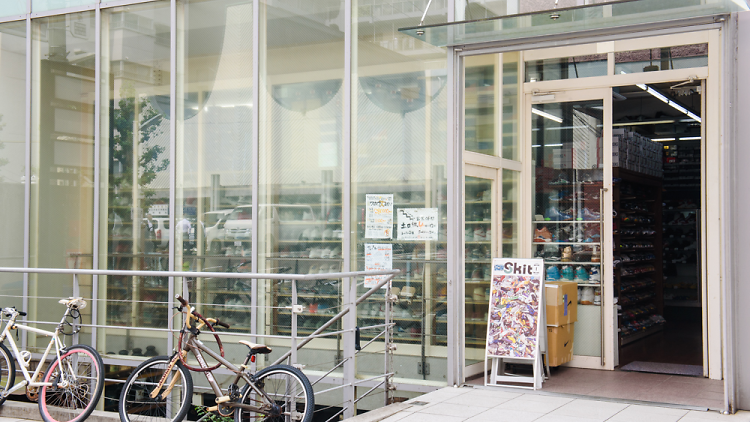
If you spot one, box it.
[22,4,32,351]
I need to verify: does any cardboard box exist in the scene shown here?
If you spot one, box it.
[545,281,578,327]
[546,323,575,367]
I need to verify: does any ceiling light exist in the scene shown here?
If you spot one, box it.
[686,111,702,123]
[545,143,563,147]
[639,83,701,123]
[613,120,676,127]
[680,136,702,141]
[652,138,676,142]
[531,108,563,123]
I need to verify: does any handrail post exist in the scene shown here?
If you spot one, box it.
[73,273,80,345]
[342,274,356,419]
[291,279,298,367]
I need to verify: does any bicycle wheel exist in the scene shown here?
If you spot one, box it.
[119,355,193,422]
[235,364,314,422]
[0,342,15,406]
[38,344,104,422]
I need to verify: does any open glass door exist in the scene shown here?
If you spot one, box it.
[526,88,614,369]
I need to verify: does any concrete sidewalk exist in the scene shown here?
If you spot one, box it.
[351,386,750,422]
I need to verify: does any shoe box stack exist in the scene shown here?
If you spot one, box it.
[612,129,663,177]
[545,281,577,367]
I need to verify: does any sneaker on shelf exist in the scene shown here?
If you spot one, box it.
[574,266,590,282]
[310,228,322,240]
[546,265,561,281]
[550,173,571,185]
[322,228,334,240]
[473,226,487,242]
[561,265,574,281]
[308,265,318,275]
[590,267,601,282]
[548,191,565,202]
[330,246,342,258]
[309,247,322,259]
[580,287,595,305]
[534,227,553,242]
[545,207,573,221]
[580,208,601,221]
[561,246,573,262]
[320,247,332,259]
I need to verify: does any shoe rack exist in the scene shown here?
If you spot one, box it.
[662,143,701,308]
[613,168,665,346]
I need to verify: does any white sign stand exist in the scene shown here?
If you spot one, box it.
[484,258,545,390]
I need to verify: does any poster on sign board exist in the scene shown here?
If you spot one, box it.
[364,243,392,288]
[397,208,439,241]
[365,194,393,239]
[486,258,544,359]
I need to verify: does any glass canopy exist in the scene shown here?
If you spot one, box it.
[399,0,747,47]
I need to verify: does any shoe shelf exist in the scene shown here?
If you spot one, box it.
[534,241,600,246]
[533,221,601,224]
[613,168,664,350]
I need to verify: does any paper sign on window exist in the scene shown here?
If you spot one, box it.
[365,194,393,239]
[364,243,392,288]
[397,208,438,241]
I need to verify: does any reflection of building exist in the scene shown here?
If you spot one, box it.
[3,0,750,416]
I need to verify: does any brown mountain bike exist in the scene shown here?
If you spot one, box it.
[118,295,314,422]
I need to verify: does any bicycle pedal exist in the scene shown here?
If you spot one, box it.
[215,396,231,404]
[206,406,218,412]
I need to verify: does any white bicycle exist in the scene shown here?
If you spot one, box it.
[0,298,104,422]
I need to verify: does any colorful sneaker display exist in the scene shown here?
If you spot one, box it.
[579,207,601,221]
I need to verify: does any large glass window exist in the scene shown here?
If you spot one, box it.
[176,0,253,366]
[30,11,96,350]
[32,0,95,13]
[0,21,26,310]
[98,2,171,362]
[0,2,25,17]
[353,0,448,384]
[258,0,345,373]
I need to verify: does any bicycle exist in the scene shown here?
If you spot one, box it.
[118,295,314,422]
[0,298,104,422]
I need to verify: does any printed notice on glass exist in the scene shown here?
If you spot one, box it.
[486,258,544,359]
[364,243,392,288]
[398,208,439,241]
[365,194,393,239]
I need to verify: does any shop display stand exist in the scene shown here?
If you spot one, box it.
[662,144,701,308]
[613,168,665,346]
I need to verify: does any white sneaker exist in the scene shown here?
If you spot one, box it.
[330,247,342,258]
[322,228,333,240]
[309,248,322,259]
[308,265,318,275]
[320,248,332,258]
[310,228,321,240]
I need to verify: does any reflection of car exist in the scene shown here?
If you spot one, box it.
[208,205,320,253]
[203,210,232,253]
[143,217,170,248]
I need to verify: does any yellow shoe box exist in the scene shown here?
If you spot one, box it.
[546,281,578,327]
[546,323,575,367]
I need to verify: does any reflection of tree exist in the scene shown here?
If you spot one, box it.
[110,83,169,212]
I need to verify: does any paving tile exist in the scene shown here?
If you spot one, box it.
[380,411,417,422]
[465,408,545,422]
[395,412,465,422]
[494,396,573,414]
[608,405,689,422]
[678,410,746,421]
[548,399,629,421]
[417,402,487,418]
[443,389,521,407]
[533,414,601,422]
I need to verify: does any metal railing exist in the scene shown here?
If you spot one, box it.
[0,266,400,420]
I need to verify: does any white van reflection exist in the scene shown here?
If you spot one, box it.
[206,204,321,254]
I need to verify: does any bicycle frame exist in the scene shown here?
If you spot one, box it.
[0,310,73,397]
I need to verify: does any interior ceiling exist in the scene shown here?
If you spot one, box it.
[613,81,702,139]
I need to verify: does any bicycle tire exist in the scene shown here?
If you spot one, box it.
[235,364,314,422]
[38,344,104,422]
[119,355,193,422]
[0,342,15,406]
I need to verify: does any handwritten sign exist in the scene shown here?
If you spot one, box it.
[364,244,392,288]
[486,258,544,359]
[365,194,393,239]
[398,208,438,241]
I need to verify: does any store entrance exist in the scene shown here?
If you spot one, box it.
[612,82,704,373]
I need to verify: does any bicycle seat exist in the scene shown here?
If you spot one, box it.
[58,297,87,310]
[238,340,272,354]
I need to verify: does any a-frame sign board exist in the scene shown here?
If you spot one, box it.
[484,258,545,390]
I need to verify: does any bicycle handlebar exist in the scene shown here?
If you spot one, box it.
[175,295,188,307]
[175,295,230,330]
[213,318,230,329]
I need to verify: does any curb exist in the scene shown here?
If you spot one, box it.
[0,400,120,422]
